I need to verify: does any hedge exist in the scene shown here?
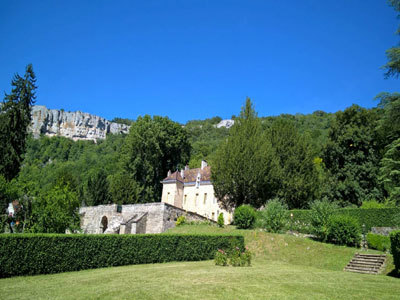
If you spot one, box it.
[0,233,244,277]
[291,208,400,231]
[390,230,400,272]
[366,233,391,252]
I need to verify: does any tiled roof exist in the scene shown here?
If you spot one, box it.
[162,166,211,183]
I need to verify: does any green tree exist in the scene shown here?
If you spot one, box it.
[84,169,111,206]
[322,105,381,206]
[29,184,80,233]
[375,92,400,146]
[379,138,400,204]
[212,98,271,209]
[265,119,319,209]
[0,64,36,181]
[383,0,400,78]
[117,115,190,203]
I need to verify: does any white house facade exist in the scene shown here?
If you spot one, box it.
[161,161,233,224]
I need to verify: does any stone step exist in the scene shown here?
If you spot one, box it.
[345,268,379,275]
[351,258,385,263]
[355,254,386,258]
[346,264,381,270]
[347,262,382,268]
[345,264,381,270]
[344,253,387,275]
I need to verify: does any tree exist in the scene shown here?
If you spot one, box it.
[383,0,400,78]
[265,119,319,209]
[212,98,271,209]
[375,92,400,146]
[379,138,400,204]
[116,115,190,203]
[322,105,381,206]
[84,169,111,206]
[29,184,80,233]
[0,64,36,181]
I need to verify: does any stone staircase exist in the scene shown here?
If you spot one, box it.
[344,253,387,275]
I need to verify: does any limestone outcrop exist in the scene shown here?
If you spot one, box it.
[30,105,130,141]
[215,119,235,128]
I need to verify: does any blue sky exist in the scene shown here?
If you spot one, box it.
[0,0,399,123]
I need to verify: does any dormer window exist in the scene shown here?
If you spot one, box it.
[196,172,201,188]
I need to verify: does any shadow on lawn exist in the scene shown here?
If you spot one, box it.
[387,269,400,278]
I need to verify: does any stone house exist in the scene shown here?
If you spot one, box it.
[161,161,233,224]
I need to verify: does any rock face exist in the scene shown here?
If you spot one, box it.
[30,106,130,141]
[215,119,235,129]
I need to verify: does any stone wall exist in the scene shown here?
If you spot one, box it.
[79,202,211,234]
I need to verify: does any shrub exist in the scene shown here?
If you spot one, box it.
[0,233,244,277]
[240,247,252,267]
[221,247,252,267]
[390,230,400,272]
[259,199,288,233]
[217,213,224,228]
[326,215,361,247]
[361,200,388,209]
[309,199,338,241]
[291,207,400,232]
[366,233,391,252]
[214,249,228,266]
[234,205,257,229]
[176,216,186,226]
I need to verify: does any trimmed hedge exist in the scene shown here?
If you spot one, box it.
[367,233,391,252]
[291,208,400,231]
[0,233,244,277]
[390,230,400,272]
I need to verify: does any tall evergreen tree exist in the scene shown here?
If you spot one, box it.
[0,64,36,181]
[212,98,272,209]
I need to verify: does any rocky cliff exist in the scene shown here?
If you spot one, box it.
[30,106,130,141]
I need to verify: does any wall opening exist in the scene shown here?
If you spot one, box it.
[101,216,108,233]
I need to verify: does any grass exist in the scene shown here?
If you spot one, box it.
[0,224,398,299]
[167,224,395,274]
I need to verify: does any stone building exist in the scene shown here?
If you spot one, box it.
[79,202,208,234]
[161,161,233,224]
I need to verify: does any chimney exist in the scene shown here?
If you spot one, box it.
[167,170,171,177]
[201,160,208,170]
[180,169,184,179]
[185,165,189,171]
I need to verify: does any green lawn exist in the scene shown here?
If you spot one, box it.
[0,225,398,299]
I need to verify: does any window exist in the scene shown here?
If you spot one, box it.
[184,194,187,205]
[195,193,199,207]
[212,212,215,220]
[167,192,170,202]
[203,193,207,205]
[196,172,201,188]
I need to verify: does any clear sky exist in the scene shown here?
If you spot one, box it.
[0,0,399,123]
